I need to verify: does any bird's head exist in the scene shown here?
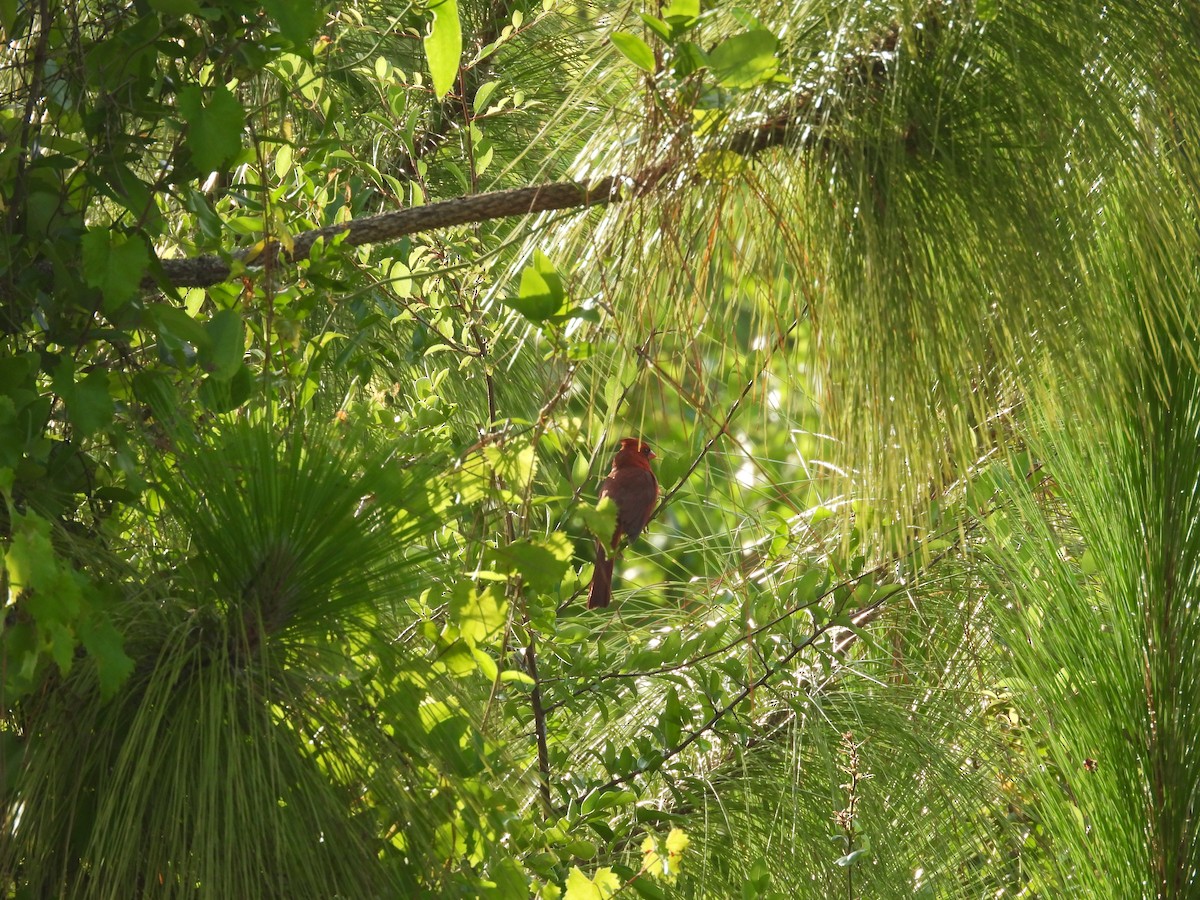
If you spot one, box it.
[615,437,655,464]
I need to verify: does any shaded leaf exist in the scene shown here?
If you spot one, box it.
[81,228,148,313]
[201,308,245,379]
[178,84,245,172]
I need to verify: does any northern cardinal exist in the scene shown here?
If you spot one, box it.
[587,437,659,609]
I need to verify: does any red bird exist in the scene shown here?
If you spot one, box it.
[587,437,659,609]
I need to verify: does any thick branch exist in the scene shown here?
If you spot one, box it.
[152,104,806,290]
[155,175,634,288]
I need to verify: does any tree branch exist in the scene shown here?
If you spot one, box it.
[150,103,807,291]
[120,16,904,294]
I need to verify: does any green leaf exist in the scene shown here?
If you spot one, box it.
[977,0,999,21]
[77,609,134,700]
[564,866,620,900]
[638,15,673,43]
[70,371,115,438]
[834,848,870,867]
[662,0,700,24]
[629,876,669,899]
[274,143,294,179]
[4,509,56,594]
[611,32,656,73]
[439,638,478,676]
[472,79,499,114]
[492,533,573,594]
[710,29,779,89]
[659,686,682,746]
[0,0,18,39]
[199,364,254,412]
[201,309,245,379]
[672,41,709,77]
[52,360,113,438]
[178,84,246,172]
[425,0,462,100]
[262,0,321,45]
[81,228,149,313]
[504,249,567,322]
[0,353,33,392]
[148,303,208,349]
[579,496,617,546]
[499,669,535,685]
[450,584,508,645]
[580,787,636,816]
[697,149,748,180]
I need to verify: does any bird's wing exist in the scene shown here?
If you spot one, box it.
[603,468,658,543]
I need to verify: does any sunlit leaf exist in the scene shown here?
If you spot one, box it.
[425,0,462,99]
[611,31,655,73]
[709,29,778,88]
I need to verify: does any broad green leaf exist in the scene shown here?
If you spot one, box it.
[490,857,531,898]
[629,876,668,899]
[499,669,535,685]
[611,31,655,73]
[77,610,134,699]
[710,29,779,89]
[439,638,479,676]
[44,619,76,675]
[178,84,246,172]
[81,227,148,313]
[434,817,469,860]
[662,0,699,24]
[148,303,208,348]
[69,371,114,438]
[199,364,254,412]
[485,442,538,485]
[638,15,673,43]
[450,584,508,645]
[52,359,113,438]
[0,353,32,392]
[580,787,636,816]
[0,0,18,39]
[564,866,620,900]
[262,0,321,45]
[505,249,567,322]
[672,41,709,77]
[834,848,870,867]
[4,509,56,594]
[202,309,245,379]
[492,533,573,594]
[579,495,617,546]
[274,143,294,179]
[472,79,499,114]
[425,0,462,100]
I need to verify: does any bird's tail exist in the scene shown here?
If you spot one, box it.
[587,543,614,608]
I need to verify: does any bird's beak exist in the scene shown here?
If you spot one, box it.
[647,450,656,459]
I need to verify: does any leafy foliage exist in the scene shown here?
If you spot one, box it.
[3,0,1200,897]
